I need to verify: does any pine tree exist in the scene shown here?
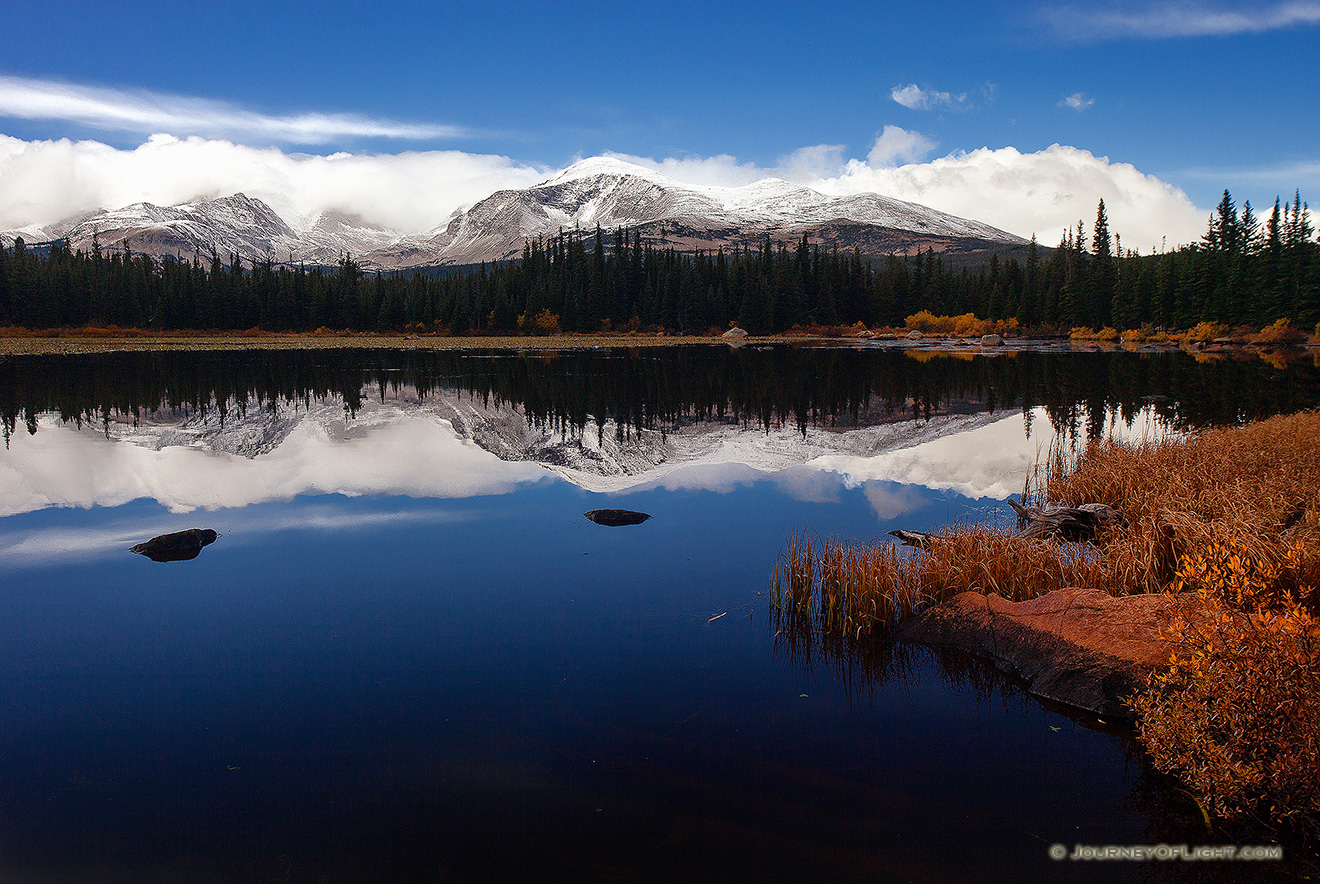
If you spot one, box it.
[1091,200,1115,328]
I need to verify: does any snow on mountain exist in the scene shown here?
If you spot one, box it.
[406,157,1026,265]
[3,156,1027,269]
[56,194,305,263]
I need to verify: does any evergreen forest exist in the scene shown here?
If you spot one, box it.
[1,192,1316,335]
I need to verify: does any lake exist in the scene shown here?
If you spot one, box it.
[1,344,1316,883]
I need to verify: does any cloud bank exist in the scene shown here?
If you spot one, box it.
[818,141,1207,251]
[0,74,464,144]
[0,129,1206,252]
[1047,1,1320,39]
[0,133,546,233]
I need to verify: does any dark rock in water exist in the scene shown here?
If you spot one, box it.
[131,528,219,562]
[583,509,651,527]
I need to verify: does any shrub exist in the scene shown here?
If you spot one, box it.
[1183,321,1228,343]
[1070,326,1120,341]
[1132,540,1320,830]
[1252,318,1308,347]
[517,309,561,335]
[905,311,1017,337]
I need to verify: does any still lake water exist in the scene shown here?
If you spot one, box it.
[1,345,1317,883]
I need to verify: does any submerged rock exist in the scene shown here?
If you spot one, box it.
[896,587,1180,719]
[583,509,651,527]
[130,528,219,562]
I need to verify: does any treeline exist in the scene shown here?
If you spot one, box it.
[0,191,1316,334]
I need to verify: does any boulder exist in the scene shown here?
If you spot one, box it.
[131,528,219,562]
[896,587,1180,719]
[980,333,1003,346]
[721,327,749,339]
[906,330,924,340]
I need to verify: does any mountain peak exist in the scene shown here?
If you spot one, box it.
[541,156,677,188]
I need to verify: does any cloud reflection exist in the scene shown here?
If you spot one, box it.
[0,401,1169,519]
[0,412,547,517]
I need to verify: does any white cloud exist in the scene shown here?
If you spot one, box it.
[867,125,939,167]
[816,140,1206,252]
[0,74,464,144]
[891,84,969,111]
[1047,1,1320,39]
[0,133,546,233]
[600,143,850,187]
[1059,92,1096,111]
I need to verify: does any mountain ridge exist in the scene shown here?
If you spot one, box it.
[4,157,1028,271]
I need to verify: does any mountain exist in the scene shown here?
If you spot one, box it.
[386,157,1026,267]
[4,157,1027,270]
[9,194,423,267]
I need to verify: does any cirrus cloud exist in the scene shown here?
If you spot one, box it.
[0,74,466,144]
[1046,1,1320,39]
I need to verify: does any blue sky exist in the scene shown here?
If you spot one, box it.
[1,0,1318,250]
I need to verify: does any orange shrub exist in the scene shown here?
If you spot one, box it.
[1183,321,1228,343]
[905,311,1017,337]
[1253,318,1309,346]
[1133,540,1320,829]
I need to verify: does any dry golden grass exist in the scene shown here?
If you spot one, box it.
[1046,409,1320,600]
[770,527,1111,643]
[772,409,1320,641]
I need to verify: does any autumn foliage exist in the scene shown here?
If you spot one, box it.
[1133,540,1320,830]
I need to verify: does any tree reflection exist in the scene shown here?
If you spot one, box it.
[4,346,1320,448]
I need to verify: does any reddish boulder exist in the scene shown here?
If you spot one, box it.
[896,588,1181,720]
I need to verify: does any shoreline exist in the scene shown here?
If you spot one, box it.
[0,332,777,356]
[2,329,1314,357]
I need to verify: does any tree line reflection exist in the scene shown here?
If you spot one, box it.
[3,345,1319,447]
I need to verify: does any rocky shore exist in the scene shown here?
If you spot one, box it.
[895,587,1181,720]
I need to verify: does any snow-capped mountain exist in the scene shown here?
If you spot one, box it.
[20,194,419,267]
[404,157,1025,266]
[5,157,1027,270]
